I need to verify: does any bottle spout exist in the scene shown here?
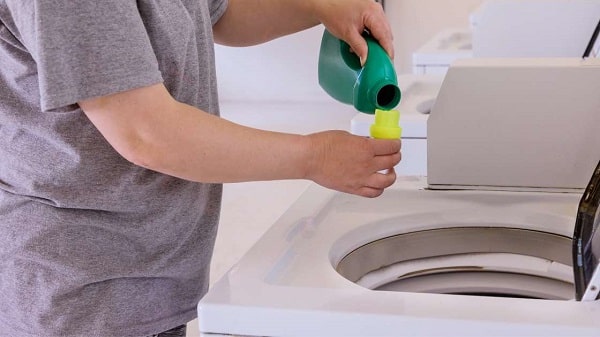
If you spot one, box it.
[368,81,402,112]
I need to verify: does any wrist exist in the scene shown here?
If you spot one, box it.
[292,0,321,25]
[298,133,320,181]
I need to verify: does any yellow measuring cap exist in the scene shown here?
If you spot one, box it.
[369,109,402,139]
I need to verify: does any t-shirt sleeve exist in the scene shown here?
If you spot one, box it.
[209,0,229,25]
[11,1,163,111]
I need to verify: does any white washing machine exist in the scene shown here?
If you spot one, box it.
[198,58,600,336]
[198,175,599,336]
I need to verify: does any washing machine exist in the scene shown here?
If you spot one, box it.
[197,58,600,336]
[198,170,600,336]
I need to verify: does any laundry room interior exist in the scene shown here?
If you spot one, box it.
[192,0,600,336]
[3,0,600,335]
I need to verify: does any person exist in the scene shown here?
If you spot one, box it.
[0,0,400,336]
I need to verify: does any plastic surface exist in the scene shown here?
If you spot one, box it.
[427,57,600,191]
[370,109,402,139]
[198,177,600,337]
[318,30,401,114]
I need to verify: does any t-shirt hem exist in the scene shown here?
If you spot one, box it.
[129,310,197,337]
[0,309,197,337]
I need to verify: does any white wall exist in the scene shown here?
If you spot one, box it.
[215,0,483,102]
[215,26,328,103]
[386,0,483,72]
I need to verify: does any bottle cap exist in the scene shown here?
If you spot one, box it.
[369,109,402,139]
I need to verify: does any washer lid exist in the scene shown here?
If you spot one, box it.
[582,19,600,58]
[573,159,600,300]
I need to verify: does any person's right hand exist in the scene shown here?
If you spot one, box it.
[308,0,394,66]
[304,130,401,198]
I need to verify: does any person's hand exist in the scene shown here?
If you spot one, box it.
[305,130,401,198]
[309,0,393,65]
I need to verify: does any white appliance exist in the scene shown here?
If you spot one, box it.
[198,56,600,336]
[428,57,600,191]
[412,0,600,75]
[412,28,473,76]
[198,177,599,337]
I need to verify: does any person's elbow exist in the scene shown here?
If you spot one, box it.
[78,84,176,174]
[112,132,158,171]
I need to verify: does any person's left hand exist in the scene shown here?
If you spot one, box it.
[309,0,394,66]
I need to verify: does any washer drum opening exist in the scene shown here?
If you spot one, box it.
[335,227,574,300]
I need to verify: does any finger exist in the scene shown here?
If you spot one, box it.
[364,7,394,59]
[378,31,395,60]
[374,25,394,59]
[356,186,385,198]
[373,152,401,171]
[344,30,369,66]
[370,139,401,155]
[365,170,397,190]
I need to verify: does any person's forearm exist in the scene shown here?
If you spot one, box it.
[80,84,313,183]
[81,84,401,197]
[131,102,314,183]
[213,0,320,46]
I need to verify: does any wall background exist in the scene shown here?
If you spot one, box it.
[386,0,483,72]
[215,0,483,103]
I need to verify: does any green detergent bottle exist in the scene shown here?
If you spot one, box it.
[318,29,401,114]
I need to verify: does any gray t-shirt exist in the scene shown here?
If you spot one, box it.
[0,0,227,335]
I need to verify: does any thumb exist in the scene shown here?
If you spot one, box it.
[371,139,401,156]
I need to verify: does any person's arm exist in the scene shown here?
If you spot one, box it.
[213,0,394,65]
[78,83,401,198]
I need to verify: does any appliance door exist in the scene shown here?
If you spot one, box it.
[573,159,600,300]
